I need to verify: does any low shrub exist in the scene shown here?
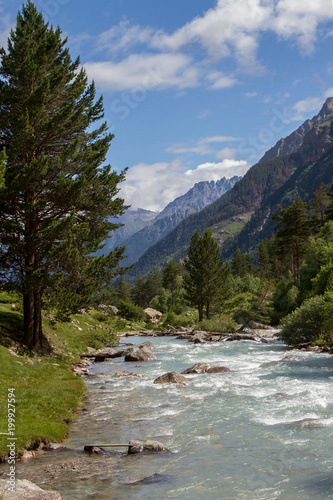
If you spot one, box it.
[279,295,325,345]
[200,315,237,333]
[117,300,145,321]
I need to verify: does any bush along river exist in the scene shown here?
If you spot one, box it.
[7,333,333,499]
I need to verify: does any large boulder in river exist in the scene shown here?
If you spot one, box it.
[124,346,157,362]
[0,479,61,499]
[154,371,189,385]
[128,439,170,454]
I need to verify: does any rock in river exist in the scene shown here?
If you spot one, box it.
[128,439,170,454]
[124,345,157,362]
[154,371,189,384]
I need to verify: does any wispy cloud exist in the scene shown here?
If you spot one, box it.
[167,135,242,156]
[289,92,332,121]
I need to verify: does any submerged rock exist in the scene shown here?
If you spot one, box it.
[0,479,61,499]
[154,372,189,384]
[129,473,167,484]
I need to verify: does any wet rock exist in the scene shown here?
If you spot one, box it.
[181,363,230,374]
[20,450,36,460]
[154,372,189,385]
[72,360,92,377]
[43,443,67,451]
[83,445,108,454]
[124,344,157,362]
[138,340,155,350]
[206,366,230,373]
[181,363,211,374]
[128,440,170,454]
[0,479,61,499]
[225,333,258,342]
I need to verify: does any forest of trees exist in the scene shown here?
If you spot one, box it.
[105,182,333,348]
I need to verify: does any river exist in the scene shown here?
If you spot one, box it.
[10,335,333,499]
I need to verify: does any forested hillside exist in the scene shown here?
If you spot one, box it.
[128,98,333,280]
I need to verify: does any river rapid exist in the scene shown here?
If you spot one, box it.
[10,335,333,499]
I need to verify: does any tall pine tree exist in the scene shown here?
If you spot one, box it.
[183,229,228,321]
[0,2,128,348]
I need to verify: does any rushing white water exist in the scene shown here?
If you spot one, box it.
[12,335,333,499]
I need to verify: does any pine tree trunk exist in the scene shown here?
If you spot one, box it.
[206,301,210,319]
[33,291,42,347]
[198,305,203,322]
[23,292,35,348]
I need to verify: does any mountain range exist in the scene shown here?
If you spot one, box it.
[103,176,241,265]
[126,97,333,281]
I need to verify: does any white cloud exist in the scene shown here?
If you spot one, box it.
[120,158,250,211]
[84,53,199,91]
[81,0,333,93]
[273,0,333,53]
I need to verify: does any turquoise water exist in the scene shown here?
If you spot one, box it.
[12,335,333,499]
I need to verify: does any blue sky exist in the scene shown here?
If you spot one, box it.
[1,1,333,211]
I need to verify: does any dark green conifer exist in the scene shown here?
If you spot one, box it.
[183,229,228,321]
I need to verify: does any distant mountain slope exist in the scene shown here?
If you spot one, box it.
[104,208,158,251]
[128,98,333,279]
[105,176,240,265]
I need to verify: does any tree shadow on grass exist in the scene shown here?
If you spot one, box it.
[0,309,23,347]
[0,309,53,354]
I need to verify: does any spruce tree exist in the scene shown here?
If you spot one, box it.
[183,229,228,321]
[272,197,311,284]
[0,2,128,348]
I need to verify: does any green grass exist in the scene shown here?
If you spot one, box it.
[0,347,86,457]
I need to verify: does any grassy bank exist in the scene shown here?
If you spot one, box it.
[0,296,123,460]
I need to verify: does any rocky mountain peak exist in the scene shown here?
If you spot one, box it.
[260,96,333,163]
